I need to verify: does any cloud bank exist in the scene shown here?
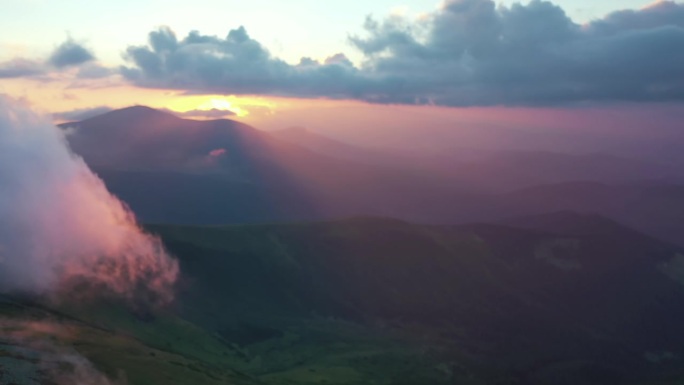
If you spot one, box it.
[48,38,95,68]
[0,38,96,79]
[0,58,45,79]
[121,25,363,97]
[121,0,684,106]
[0,96,178,304]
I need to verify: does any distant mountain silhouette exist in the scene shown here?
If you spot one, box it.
[273,126,677,193]
[495,182,684,247]
[501,210,658,239]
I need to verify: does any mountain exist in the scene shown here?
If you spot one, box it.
[58,107,684,247]
[438,150,676,193]
[3,215,684,384]
[272,126,384,162]
[500,210,649,237]
[63,106,314,173]
[61,106,475,223]
[271,127,677,193]
[494,182,684,247]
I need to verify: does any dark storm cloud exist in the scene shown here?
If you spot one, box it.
[118,0,684,106]
[48,38,95,68]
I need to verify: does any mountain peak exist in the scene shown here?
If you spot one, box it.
[80,105,180,124]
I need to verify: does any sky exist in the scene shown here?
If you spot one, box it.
[1,0,683,150]
[0,0,649,64]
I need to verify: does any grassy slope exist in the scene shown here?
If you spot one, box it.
[3,217,684,384]
[148,217,684,384]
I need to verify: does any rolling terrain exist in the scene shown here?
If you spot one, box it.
[3,214,684,384]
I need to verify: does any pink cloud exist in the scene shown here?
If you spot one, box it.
[0,96,178,305]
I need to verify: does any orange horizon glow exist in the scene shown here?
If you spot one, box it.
[4,75,683,155]
[1,76,372,125]
[164,94,274,118]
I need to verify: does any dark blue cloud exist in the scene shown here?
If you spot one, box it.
[349,0,684,105]
[121,26,366,98]
[0,59,43,78]
[48,38,95,68]
[113,0,684,106]
[76,63,114,79]
[1,38,97,79]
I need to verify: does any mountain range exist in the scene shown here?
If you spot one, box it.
[60,106,684,247]
[1,107,683,384]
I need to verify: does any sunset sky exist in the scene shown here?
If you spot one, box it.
[1,0,682,144]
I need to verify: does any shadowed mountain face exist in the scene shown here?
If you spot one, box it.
[62,106,328,222]
[4,215,684,384]
[61,107,474,223]
[65,106,322,175]
[60,107,684,246]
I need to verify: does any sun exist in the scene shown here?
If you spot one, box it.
[164,94,277,119]
[197,98,248,117]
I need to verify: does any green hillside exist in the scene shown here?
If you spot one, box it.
[3,215,684,384]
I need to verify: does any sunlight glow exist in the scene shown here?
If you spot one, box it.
[165,95,277,118]
[199,99,248,117]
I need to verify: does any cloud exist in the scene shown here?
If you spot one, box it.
[121,26,367,98]
[588,1,684,34]
[121,0,684,106]
[76,63,114,79]
[0,58,44,78]
[0,95,178,304]
[0,38,99,80]
[350,0,684,105]
[48,38,95,68]
[53,105,114,121]
[165,108,237,119]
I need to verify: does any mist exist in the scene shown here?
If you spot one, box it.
[0,96,178,303]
